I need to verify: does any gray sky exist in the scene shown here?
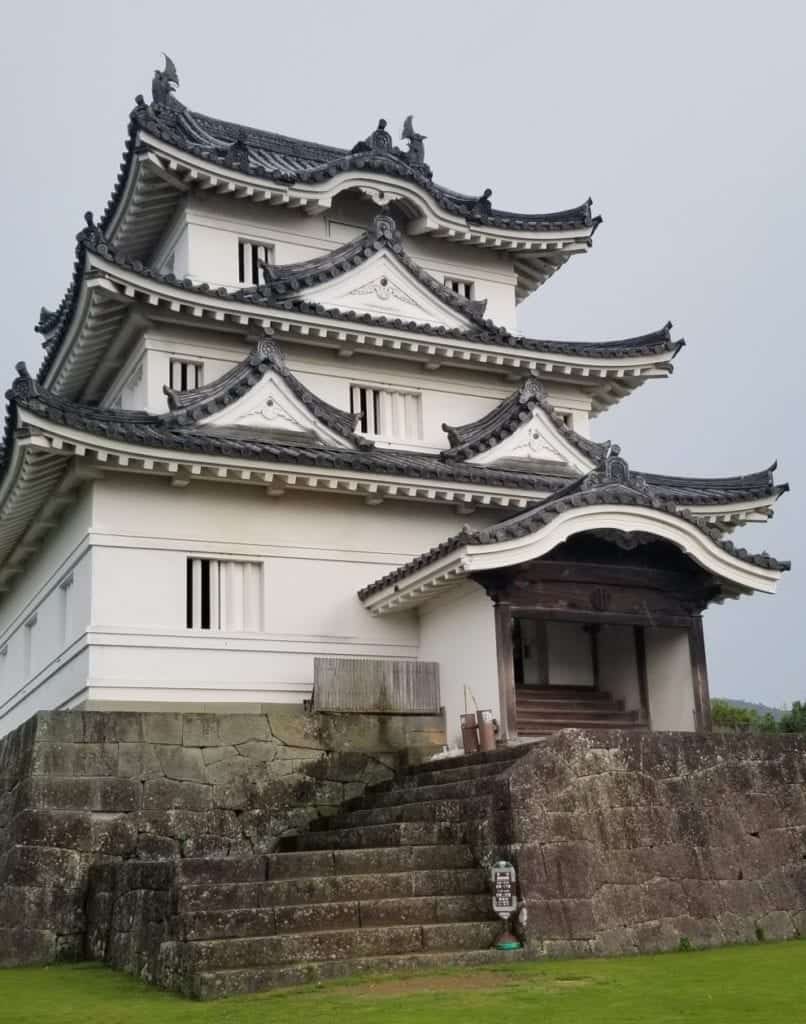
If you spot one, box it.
[1,0,803,706]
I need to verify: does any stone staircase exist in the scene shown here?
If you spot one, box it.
[516,686,646,737]
[120,746,535,1000]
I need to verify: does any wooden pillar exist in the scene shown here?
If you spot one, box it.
[633,625,651,728]
[688,616,712,733]
[494,602,517,742]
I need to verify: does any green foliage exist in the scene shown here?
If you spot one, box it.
[711,700,777,733]
[678,936,692,952]
[777,702,806,734]
[711,699,804,735]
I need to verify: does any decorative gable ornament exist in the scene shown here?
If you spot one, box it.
[345,275,427,314]
[506,426,568,465]
[301,249,472,331]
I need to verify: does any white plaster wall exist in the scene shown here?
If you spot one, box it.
[598,624,642,712]
[289,346,513,451]
[547,621,595,688]
[176,192,519,329]
[85,475,498,709]
[418,582,498,749]
[644,626,696,731]
[100,314,594,441]
[0,488,94,736]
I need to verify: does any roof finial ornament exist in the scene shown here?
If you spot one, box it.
[152,53,180,107]
[352,118,394,155]
[77,210,104,245]
[401,116,427,167]
[469,188,493,218]
[371,212,398,241]
[222,128,251,172]
[582,442,649,495]
[9,361,36,405]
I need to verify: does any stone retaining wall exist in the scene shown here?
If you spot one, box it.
[0,707,445,966]
[507,731,806,956]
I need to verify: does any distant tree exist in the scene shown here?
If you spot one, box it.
[711,699,778,733]
[778,701,806,733]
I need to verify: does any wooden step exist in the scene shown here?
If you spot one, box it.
[518,721,647,736]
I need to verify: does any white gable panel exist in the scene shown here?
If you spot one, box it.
[299,250,473,331]
[468,407,596,475]
[201,372,353,448]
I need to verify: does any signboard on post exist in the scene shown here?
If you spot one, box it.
[491,861,517,918]
[490,860,521,950]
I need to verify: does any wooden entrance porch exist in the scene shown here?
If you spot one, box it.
[472,533,714,741]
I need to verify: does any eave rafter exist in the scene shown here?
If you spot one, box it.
[43,250,676,407]
[102,126,595,305]
[357,448,789,614]
[17,417,543,511]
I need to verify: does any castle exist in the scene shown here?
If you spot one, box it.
[0,56,788,744]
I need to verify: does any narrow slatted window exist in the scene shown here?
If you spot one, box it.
[169,359,202,393]
[186,558,263,632]
[349,385,422,441]
[238,240,274,285]
[444,277,474,299]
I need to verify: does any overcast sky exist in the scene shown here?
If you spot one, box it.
[1,1,803,706]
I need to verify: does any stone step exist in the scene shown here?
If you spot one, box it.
[175,856,267,886]
[314,794,492,831]
[351,776,499,810]
[285,820,480,852]
[406,747,529,776]
[191,946,535,1000]
[376,759,517,792]
[264,844,474,880]
[180,920,501,973]
[259,867,488,907]
[179,894,494,940]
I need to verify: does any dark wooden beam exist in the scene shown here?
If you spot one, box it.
[634,625,651,727]
[494,602,517,741]
[688,616,712,733]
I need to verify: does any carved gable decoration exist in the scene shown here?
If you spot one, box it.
[200,368,354,448]
[299,250,473,331]
[468,405,596,475]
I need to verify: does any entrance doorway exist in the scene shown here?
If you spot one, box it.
[511,616,650,735]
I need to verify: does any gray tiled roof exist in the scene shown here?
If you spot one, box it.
[3,363,570,494]
[4,350,785,517]
[34,214,681,387]
[163,332,370,448]
[441,376,608,463]
[234,213,489,322]
[357,448,791,599]
[131,95,598,233]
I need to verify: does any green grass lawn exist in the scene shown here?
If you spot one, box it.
[1,942,804,1024]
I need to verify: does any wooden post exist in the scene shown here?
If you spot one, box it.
[688,616,712,733]
[633,625,651,728]
[494,602,517,742]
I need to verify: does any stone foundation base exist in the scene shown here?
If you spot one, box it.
[0,706,445,965]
